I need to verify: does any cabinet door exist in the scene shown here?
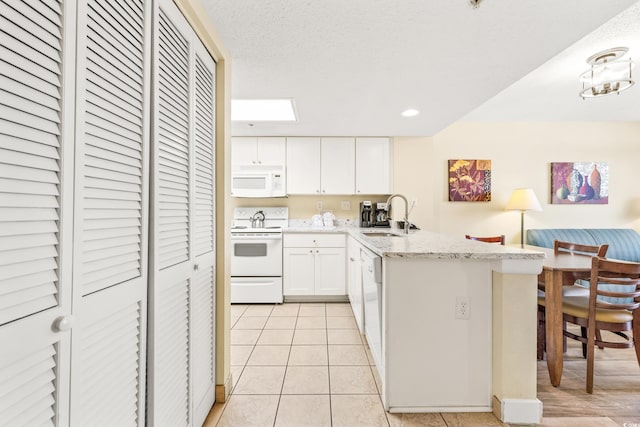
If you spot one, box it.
[321,137,355,194]
[232,136,257,165]
[286,137,321,194]
[0,1,76,423]
[356,137,392,194]
[283,248,315,295]
[315,247,347,295]
[70,0,152,424]
[257,137,285,165]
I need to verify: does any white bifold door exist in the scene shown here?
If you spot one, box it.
[147,0,217,426]
[0,0,151,425]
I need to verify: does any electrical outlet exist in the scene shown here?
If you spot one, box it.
[341,201,351,211]
[455,296,470,320]
[317,201,323,211]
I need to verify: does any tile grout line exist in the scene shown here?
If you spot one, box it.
[323,307,335,427]
[272,303,297,427]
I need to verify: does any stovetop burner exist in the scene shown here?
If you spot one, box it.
[232,207,289,231]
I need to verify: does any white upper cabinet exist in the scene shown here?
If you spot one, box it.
[286,137,321,194]
[355,137,392,194]
[321,137,355,195]
[286,137,391,196]
[233,136,285,166]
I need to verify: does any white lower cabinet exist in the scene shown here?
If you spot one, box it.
[283,234,346,296]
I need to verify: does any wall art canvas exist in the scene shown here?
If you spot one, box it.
[448,159,492,202]
[551,162,608,204]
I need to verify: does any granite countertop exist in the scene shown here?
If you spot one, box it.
[283,221,545,260]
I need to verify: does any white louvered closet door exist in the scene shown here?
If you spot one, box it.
[70,0,151,425]
[0,1,75,425]
[148,0,216,426]
[191,36,216,426]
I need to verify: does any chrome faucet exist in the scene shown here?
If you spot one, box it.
[385,194,410,234]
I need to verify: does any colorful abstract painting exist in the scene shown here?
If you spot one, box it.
[551,162,608,204]
[448,159,492,202]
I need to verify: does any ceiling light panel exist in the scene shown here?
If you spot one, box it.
[232,99,297,121]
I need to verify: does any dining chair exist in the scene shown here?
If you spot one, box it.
[537,240,609,360]
[553,240,610,295]
[465,234,505,245]
[562,256,640,393]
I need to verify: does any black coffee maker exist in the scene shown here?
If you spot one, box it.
[359,201,372,227]
[373,202,390,227]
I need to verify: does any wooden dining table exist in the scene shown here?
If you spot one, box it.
[523,244,594,387]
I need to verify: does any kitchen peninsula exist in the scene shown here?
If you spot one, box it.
[349,229,545,425]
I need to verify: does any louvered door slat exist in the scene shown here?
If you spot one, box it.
[2,2,61,45]
[192,266,214,406]
[155,278,190,426]
[0,7,61,59]
[0,137,60,161]
[0,342,57,425]
[156,8,190,270]
[0,207,58,222]
[193,54,215,256]
[0,58,60,101]
[1,270,57,297]
[0,119,60,149]
[85,165,142,185]
[86,96,143,134]
[1,0,64,327]
[0,87,60,122]
[0,221,57,237]
[1,245,57,267]
[85,226,140,241]
[76,294,143,427]
[22,0,61,26]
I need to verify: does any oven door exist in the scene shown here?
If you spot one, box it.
[231,234,283,277]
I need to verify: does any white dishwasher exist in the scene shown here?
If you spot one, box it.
[361,246,383,378]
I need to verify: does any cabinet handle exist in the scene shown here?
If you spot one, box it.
[53,316,73,332]
[252,160,256,164]
[194,263,200,271]
[258,160,262,164]
[316,250,319,253]
[309,250,313,253]
[316,189,320,193]
[349,257,355,261]
[322,190,326,193]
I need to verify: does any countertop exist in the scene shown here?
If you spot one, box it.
[283,222,545,260]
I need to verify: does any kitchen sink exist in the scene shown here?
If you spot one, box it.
[361,232,401,237]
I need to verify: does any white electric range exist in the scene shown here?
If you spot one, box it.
[230,207,288,303]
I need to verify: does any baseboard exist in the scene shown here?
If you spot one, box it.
[215,373,233,403]
[493,395,543,425]
[284,295,349,303]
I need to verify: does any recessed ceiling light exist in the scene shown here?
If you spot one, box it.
[401,109,420,117]
[232,99,297,121]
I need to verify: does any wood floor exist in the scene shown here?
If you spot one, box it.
[537,325,640,426]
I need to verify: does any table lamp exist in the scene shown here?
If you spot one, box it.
[505,188,542,248]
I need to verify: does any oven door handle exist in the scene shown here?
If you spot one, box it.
[231,234,283,240]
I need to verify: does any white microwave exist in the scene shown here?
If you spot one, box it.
[231,165,286,198]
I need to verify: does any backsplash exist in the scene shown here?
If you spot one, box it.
[231,195,389,221]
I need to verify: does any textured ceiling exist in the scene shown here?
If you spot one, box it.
[201,0,640,137]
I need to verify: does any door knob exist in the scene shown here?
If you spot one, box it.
[53,316,73,332]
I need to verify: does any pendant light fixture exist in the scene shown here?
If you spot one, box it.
[579,47,634,99]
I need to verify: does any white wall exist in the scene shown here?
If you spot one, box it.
[394,122,640,245]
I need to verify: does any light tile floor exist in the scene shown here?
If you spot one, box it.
[205,302,626,427]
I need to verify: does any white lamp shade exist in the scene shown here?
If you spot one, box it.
[505,188,542,212]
